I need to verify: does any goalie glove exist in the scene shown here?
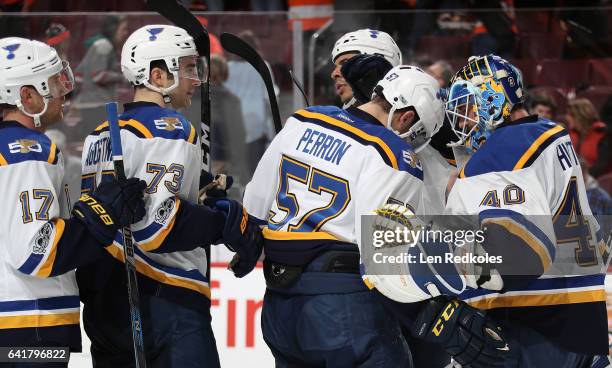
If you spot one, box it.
[411,296,510,368]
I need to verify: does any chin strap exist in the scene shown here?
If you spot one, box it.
[143,79,179,105]
[15,98,49,128]
[342,96,357,109]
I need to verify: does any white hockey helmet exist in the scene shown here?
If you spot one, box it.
[332,29,402,67]
[0,37,74,127]
[121,25,206,103]
[374,65,445,152]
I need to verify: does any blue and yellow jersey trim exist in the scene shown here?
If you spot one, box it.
[0,295,80,329]
[262,228,339,241]
[132,199,181,252]
[92,113,197,144]
[480,208,556,270]
[292,106,424,180]
[105,232,210,299]
[460,118,568,178]
[461,274,605,309]
[0,122,61,166]
[17,219,65,278]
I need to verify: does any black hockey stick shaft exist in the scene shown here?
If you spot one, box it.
[220,32,282,133]
[145,0,212,174]
[106,102,147,368]
[146,0,214,282]
[289,69,310,107]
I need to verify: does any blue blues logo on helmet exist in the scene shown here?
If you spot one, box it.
[146,27,164,41]
[2,43,20,60]
[445,80,491,153]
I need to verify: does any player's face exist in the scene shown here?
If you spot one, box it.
[532,104,553,120]
[170,57,203,109]
[331,52,358,102]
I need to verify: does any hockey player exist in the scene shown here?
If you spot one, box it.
[78,25,263,367]
[331,29,402,108]
[416,55,608,367]
[243,65,444,367]
[339,54,452,368]
[0,37,146,357]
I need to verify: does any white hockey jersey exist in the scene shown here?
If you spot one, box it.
[243,105,424,265]
[80,102,214,302]
[0,121,81,348]
[445,115,608,355]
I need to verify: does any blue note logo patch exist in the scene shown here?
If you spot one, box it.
[9,139,42,154]
[154,117,184,131]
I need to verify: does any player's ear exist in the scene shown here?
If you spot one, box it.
[19,86,42,112]
[149,67,168,88]
[396,110,416,134]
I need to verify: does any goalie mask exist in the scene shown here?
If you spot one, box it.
[121,25,207,103]
[449,55,524,147]
[373,66,445,152]
[0,37,75,127]
[446,80,491,153]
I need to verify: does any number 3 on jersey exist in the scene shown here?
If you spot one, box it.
[269,155,350,232]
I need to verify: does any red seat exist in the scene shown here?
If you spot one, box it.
[589,58,612,86]
[518,33,565,59]
[511,59,538,86]
[416,35,470,61]
[535,59,591,88]
[514,11,552,33]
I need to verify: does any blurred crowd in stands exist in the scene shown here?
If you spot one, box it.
[0,0,610,219]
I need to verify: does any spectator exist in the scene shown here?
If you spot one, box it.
[528,91,557,120]
[224,30,278,179]
[209,54,248,184]
[427,60,454,88]
[581,157,612,241]
[71,15,128,143]
[567,98,610,176]
[45,22,71,61]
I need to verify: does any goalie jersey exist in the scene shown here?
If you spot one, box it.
[243,105,424,273]
[79,102,225,309]
[0,121,108,350]
[445,115,608,355]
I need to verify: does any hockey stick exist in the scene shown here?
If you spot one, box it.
[146,0,214,285]
[220,32,282,134]
[289,69,310,107]
[146,0,212,174]
[105,102,147,368]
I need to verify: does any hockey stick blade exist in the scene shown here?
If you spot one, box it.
[220,32,282,133]
[106,102,147,368]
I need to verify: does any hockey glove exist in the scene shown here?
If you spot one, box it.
[212,199,263,277]
[411,296,509,368]
[199,171,234,205]
[72,177,147,246]
[341,54,393,105]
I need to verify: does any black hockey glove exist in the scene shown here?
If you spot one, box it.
[341,54,393,105]
[212,199,263,278]
[199,171,234,205]
[411,296,509,368]
[72,177,147,246]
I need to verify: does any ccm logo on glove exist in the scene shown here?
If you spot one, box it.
[77,194,114,225]
[432,299,459,336]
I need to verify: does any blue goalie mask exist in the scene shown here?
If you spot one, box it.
[445,80,491,153]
